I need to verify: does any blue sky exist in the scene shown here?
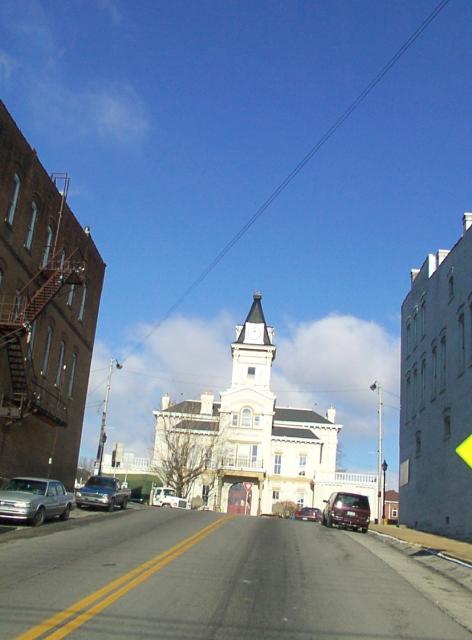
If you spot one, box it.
[1,0,471,486]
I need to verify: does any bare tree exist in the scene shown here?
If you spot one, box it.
[76,456,95,484]
[272,500,297,518]
[154,414,222,499]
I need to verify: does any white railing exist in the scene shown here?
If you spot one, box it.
[334,472,377,484]
[102,458,153,473]
[219,456,264,471]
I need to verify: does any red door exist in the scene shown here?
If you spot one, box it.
[227,482,252,515]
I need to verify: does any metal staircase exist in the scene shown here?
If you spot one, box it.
[0,250,85,426]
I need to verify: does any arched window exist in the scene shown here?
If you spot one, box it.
[6,173,21,225]
[41,225,53,267]
[25,201,38,250]
[240,407,252,428]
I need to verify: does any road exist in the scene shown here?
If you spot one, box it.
[0,507,471,640]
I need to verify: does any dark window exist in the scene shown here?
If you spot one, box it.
[334,493,369,509]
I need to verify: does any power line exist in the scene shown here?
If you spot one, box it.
[120,0,450,362]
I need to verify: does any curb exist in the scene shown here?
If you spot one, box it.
[369,529,472,593]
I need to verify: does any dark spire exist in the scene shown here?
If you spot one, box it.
[236,292,272,345]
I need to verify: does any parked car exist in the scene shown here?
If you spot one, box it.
[0,477,75,526]
[294,507,322,522]
[75,476,131,511]
[322,492,370,533]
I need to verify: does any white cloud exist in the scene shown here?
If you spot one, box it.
[275,314,400,436]
[80,311,400,472]
[97,0,123,26]
[88,85,150,141]
[0,51,16,80]
[29,80,150,144]
[0,3,148,144]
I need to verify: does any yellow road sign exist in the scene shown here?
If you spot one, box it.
[456,434,472,469]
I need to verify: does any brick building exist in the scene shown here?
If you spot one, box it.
[0,101,105,488]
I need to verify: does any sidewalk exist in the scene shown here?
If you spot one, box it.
[370,523,472,566]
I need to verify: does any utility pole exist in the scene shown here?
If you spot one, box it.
[370,381,383,524]
[95,358,122,475]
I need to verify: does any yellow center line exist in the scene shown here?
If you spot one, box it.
[15,515,233,640]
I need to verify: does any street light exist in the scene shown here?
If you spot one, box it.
[95,358,123,475]
[370,381,383,524]
[382,459,388,523]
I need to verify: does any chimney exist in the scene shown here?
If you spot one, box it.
[436,249,449,267]
[463,213,472,234]
[410,268,420,284]
[200,391,214,415]
[326,405,336,423]
[161,393,170,410]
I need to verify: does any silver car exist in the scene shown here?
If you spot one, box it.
[0,477,75,526]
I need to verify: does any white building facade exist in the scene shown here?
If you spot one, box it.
[153,294,379,518]
[399,214,472,540]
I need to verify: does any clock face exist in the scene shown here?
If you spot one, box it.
[246,323,263,343]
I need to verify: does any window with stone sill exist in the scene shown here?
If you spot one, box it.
[42,326,53,376]
[439,334,447,391]
[458,313,465,374]
[66,284,75,307]
[469,302,472,366]
[24,201,38,251]
[54,340,65,387]
[67,352,77,399]
[41,225,53,268]
[6,173,21,225]
[274,454,282,475]
[412,312,418,348]
[272,490,280,501]
[431,344,438,399]
[420,300,426,339]
[415,430,422,458]
[419,357,426,410]
[78,284,87,321]
[448,274,454,301]
[240,407,252,428]
[443,412,451,441]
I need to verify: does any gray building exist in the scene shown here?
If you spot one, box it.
[399,213,472,540]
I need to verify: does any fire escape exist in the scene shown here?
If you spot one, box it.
[0,252,85,426]
[0,174,85,427]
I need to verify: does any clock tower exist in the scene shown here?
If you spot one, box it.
[230,292,276,390]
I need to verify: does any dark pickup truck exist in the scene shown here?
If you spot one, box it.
[76,476,131,512]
